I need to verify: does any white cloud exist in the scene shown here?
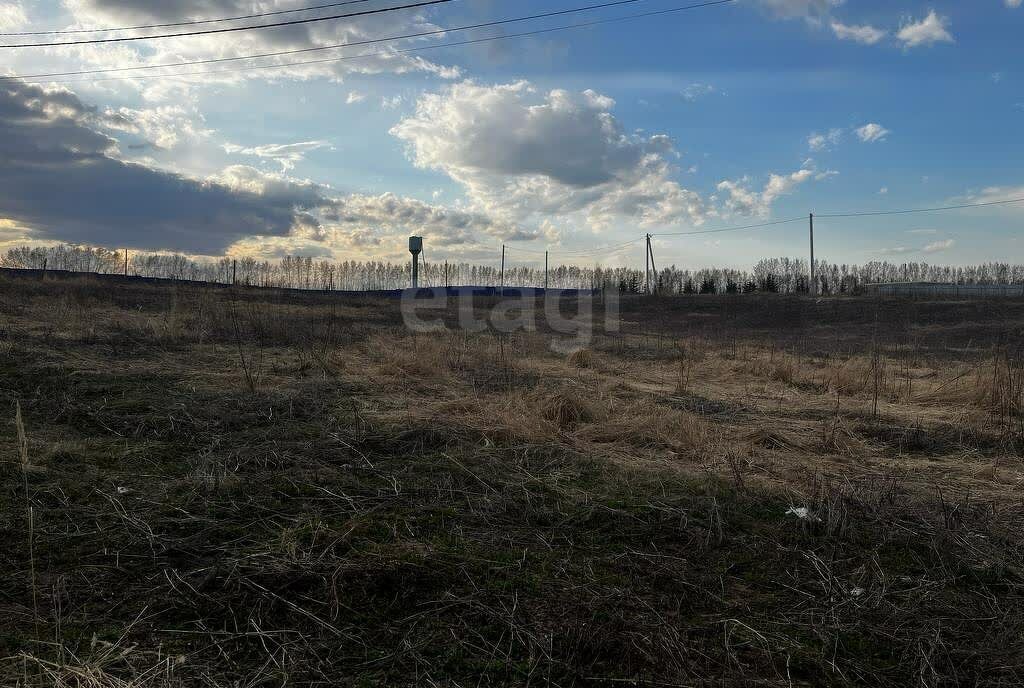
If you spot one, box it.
[103,105,212,150]
[856,123,891,143]
[0,2,26,30]
[897,11,954,48]
[49,0,461,101]
[908,229,937,235]
[222,141,330,171]
[878,237,955,255]
[346,92,366,105]
[0,78,532,256]
[1006,0,1021,8]
[754,0,843,20]
[716,164,821,217]
[391,80,709,230]
[923,239,955,254]
[682,83,717,102]
[808,128,843,152]
[966,186,1024,207]
[879,187,889,195]
[831,21,887,45]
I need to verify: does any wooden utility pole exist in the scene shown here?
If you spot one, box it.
[809,213,816,296]
[124,250,128,276]
[444,260,449,289]
[645,234,651,295]
[648,236,659,296]
[544,251,549,290]
[232,259,237,286]
[500,244,505,296]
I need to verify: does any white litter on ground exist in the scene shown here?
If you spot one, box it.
[785,506,821,522]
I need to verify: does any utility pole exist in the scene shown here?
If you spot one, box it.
[500,244,505,295]
[124,250,128,276]
[809,213,816,296]
[232,259,237,286]
[544,251,549,291]
[645,234,651,295]
[648,236,659,296]
[444,260,449,289]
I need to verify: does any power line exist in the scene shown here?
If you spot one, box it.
[817,196,1024,218]
[10,2,740,86]
[17,26,631,85]
[0,0,371,37]
[652,217,805,237]
[504,238,644,259]
[0,0,453,49]
[1,0,735,81]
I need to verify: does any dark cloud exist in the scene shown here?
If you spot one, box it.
[0,80,319,254]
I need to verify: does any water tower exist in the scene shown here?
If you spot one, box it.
[409,236,423,288]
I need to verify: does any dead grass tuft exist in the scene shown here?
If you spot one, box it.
[575,401,711,454]
[540,390,597,430]
[567,348,593,369]
[744,426,808,452]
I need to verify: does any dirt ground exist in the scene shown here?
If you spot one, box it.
[1,271,1023,686]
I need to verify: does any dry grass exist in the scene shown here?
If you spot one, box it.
[2,272,1024,686]
[567,347,593,369]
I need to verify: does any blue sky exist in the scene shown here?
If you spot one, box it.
[0,0,1021,269]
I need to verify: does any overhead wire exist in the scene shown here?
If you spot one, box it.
[816,196,1024,218]
[651,217,805,237]
[0,0,737,82]
[0,0,454,48]
[0,0,372,36]
[502,238,645,260]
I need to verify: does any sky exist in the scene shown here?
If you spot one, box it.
[0,0,1022,270]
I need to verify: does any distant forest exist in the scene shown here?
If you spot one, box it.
[4,243,1024,295]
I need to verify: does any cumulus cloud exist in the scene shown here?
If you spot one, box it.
[102,105,213,150]
[391,80,708,230]
[222,141,330,171]
[51,0,460,100]
[808,128,843,152]
[856,123,890,143]
[0,1,26,30]
[897,11,954,48]
[0,78,527,255]
[0,80,325,254]
[831,21,887,45]
[323,192,523,244]
[716,163,827,217]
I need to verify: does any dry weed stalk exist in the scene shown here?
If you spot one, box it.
[226,298,265,394]
[16,401,39,629]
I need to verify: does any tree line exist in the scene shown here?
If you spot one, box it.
[3,243,1023,295]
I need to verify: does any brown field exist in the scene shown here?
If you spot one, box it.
[1,271,1023,687]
